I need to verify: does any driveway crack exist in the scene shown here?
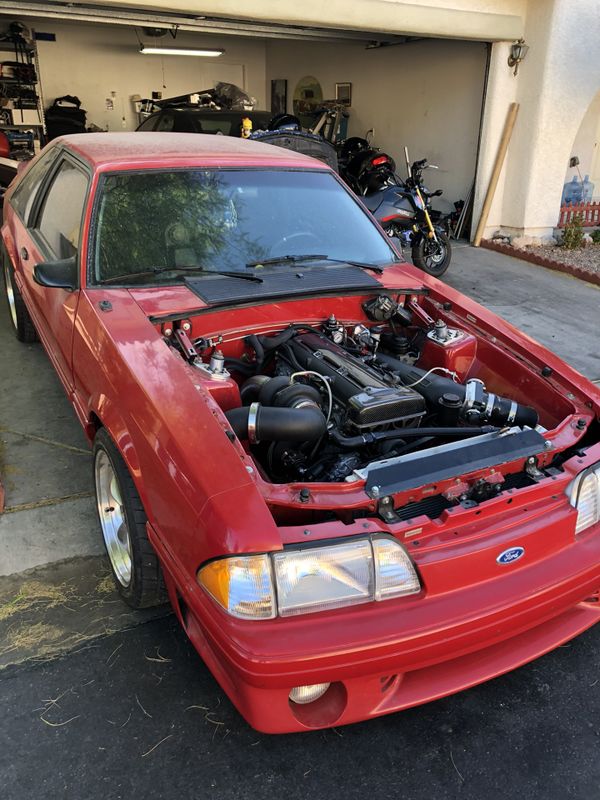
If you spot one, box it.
[0,428,90,456]
[3,491,94,514]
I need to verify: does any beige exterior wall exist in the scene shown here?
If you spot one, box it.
[79,0,523,41]
[474,0,600,238]
[28,20,267,131]
[266,38,488,206]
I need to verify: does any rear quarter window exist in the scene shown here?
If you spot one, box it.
[33,158,89,259]
[9,147,60,224]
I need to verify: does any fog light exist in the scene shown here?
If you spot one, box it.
[289,683,330,705]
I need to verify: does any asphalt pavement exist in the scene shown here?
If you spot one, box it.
[2,614,600,800]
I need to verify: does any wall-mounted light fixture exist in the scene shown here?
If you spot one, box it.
[508,38,529,76]
[140,45,224,57]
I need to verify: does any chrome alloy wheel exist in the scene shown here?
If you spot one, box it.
[95,449,132,586]
[3,259,18,331]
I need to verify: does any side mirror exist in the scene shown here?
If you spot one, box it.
[33,255,78,291]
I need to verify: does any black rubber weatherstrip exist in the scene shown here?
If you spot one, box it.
[365,428,547,497]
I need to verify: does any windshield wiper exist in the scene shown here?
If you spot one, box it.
[100,267,263,285]
[246,254,384,274]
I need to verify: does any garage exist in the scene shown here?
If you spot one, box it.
[0,2,503,243]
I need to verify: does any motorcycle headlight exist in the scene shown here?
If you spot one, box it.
[566,464,600,534]
[198,536,421,619]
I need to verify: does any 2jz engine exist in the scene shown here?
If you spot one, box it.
[223,319,538,483]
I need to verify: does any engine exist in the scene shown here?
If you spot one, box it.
[282,332,426,430]
[222,310,539,484]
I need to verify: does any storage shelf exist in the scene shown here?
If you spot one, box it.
[0,34,44,145]
[0,122,43,128]
[0,77,37,85]
[0,41,34,54]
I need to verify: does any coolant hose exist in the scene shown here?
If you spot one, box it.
[257,328,299,350]
[330,426,498,448]
[375,353,538,428]
[224,358,256,377]
[245,334,265,372]
[226,404,327,444]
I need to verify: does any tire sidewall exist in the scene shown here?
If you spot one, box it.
[2,247,20,337]
[412,232,451,277]
[2,244,38,341]
[93,428,148,607]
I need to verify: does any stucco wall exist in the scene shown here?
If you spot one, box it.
[266,37,488,207]
[75,0,523,41]
[474,0,600,237]
[22,19,267,131]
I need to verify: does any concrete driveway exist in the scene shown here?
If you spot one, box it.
[0,246,598,667]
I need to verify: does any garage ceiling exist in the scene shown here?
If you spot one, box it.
[2,0,523,42]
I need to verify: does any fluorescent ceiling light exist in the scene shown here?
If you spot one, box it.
[140,45,224,57]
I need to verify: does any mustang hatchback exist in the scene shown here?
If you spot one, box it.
[2,133,600,733]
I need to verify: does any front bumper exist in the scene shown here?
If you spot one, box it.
[154,498,600,733]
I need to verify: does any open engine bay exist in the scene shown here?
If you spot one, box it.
[160,290,595,524]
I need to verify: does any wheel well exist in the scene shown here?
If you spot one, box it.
[86,411,103,441]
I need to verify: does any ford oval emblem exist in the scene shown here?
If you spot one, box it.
[497,546,525,565]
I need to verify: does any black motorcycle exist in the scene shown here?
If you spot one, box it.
[338,140,451,277]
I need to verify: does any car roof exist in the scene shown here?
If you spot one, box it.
[157,108,273,116]
[54,132,324,170]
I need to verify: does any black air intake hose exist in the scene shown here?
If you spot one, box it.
[226,404,326,444]
[376,353,539,429]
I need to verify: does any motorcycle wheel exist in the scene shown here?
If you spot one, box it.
[411,232,451,277]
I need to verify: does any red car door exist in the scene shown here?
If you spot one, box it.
[14,153,90,393]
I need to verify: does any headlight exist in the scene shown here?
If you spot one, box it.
[273,539,374,616]
[567,465,600,534]
[197,536,421,620]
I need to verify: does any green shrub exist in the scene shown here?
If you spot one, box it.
[561,214,584,249]
[591,228,600,244]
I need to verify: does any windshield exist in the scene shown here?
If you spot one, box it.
[92,169,398,284]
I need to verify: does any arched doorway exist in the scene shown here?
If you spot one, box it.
[563,89,600,204]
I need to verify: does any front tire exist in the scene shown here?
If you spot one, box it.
[411,232,452,277]
[2,246,38,342]
[93,428,167,609]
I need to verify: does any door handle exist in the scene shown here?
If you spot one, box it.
[20,247,29,261]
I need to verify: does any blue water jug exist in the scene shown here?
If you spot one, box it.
[562,176,582,205]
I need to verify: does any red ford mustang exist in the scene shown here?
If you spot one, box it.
[2,133,600,733]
